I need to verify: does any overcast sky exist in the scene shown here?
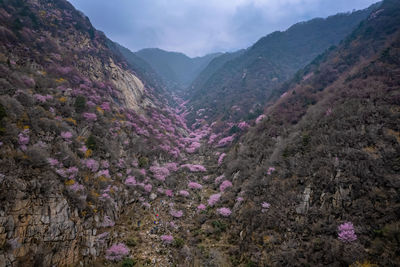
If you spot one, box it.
[68,0,378,57]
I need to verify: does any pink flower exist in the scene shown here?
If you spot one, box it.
[79,145,88,153]
[188,182,203,190]
[161,235,174,244]
[338,222,357,242]
[238,121,250,130]
[219,180,232,192]
[197,204,206,211]
[180,164,206,172]
[85,159,99,172]
[208,193,221,206]
[218,153,226,166]
[262,202,270,209]
[48,158,59,167]
[101,215,115,227]
[179,190,190,197]
[150,166,170,181]
[165,189,173,197]
[105,243,129,261]
[217,207,232,217]
[100,102,111,111]
[170,209,183,218]
[267,167,275,175]
[97,169,110,178]
[61,131,73,139]
[256,114,266,124]
[69,182,84,192]
[144,184,152,193]
[215,174,225,185]
[83,112,97,121]
[125,176,136,186]
[217,135,235,147]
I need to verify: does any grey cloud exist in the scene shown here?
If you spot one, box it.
[68,0,378,56]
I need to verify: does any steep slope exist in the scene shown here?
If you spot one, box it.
[202,1,399,265]
[136,48,221,91]
[0,0,199,265]
[107,41,168,97]
[187,3,380,126]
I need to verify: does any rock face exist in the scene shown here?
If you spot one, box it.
[0,175,80,266]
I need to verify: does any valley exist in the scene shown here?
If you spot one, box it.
[0,0,399,266]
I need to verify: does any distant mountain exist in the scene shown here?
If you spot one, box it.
[135,48,222,90]
[187,3,380,125]
[188,49,245,94]
[216,0,400,265]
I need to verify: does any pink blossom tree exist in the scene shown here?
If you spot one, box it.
[338,222,357,242]
[217,207,232,217]
[105,243,129,261]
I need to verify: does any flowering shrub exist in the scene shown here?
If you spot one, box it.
[197,204,206,211]
[262,202,270,209]
[186,141,201,153]
[217,135,235,147]
[215,174,225,185]
[338,222,357,242]
[165,189,173,197]
[218,153,226,166]
[100,102,111,111]
[18,129,30,151]
[170,209,183,218]
[238,121,250,130]
[208,193,221,206]
[85,159,99,172]
[67,167,79,178]
[61,131,73,140]
[267,167,275,175]
[125,176,136,186]
[217,207,232,217]
[150,166,170,181]
[48,158,59,167]
[101,215,115,227]
[83,112,97,121]
[188,181,203,190]
[164,162,178,172]
[105,243,129,261]
[179,190,190,197]
[97,169,110,178]
[208,133,220,144]
[144,184,152,193]
[161,235,174,244]
[69,182,84,192]
[256,114,266,124]
[180,164,206,172]
[219,180,232,192]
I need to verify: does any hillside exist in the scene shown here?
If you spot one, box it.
[0,0,203,265]
[136,48,221,91]
[212,0,400,265]
[186,3,380,126]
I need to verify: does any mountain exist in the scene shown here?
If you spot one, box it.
[188,49,245,95]
[210,0,400,265]
[186,3,380,126]
[135,48,221,91]
[0,0,194,265]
